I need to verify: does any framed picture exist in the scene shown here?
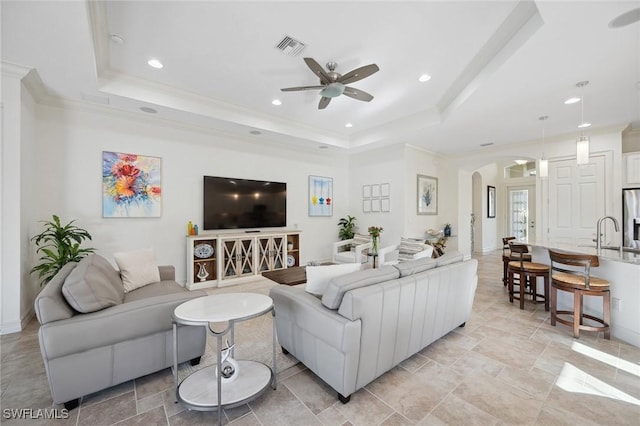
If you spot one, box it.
[380,183,390,197]
[487,185,496,218]
[362,185,371,198]
[371,184,381,198]
[372,198,381,212]
[308,175,333,216]
[417,174,437,215]
[102,151,162,218]
[381,198,390,212]
[363,199,371,213]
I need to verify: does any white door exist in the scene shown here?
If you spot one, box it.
[508,185,536,242]
[548,156,605,246]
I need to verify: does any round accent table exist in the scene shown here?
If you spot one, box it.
[172,293,276,425]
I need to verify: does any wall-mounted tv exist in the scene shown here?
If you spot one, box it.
[203,176,286,230]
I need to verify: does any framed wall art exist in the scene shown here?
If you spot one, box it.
[102,151,162,218]
[487,185,496,218]
[308,175,333,216]
[417,174,437,215]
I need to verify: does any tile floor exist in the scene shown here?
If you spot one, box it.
[1,250,639,425]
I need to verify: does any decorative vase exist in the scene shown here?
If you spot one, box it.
[371,236,379,255]
[287,242,294,251]
[197,263,209,281]
[444,226,451,237]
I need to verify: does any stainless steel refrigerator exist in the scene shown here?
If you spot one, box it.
[622,188,640,248]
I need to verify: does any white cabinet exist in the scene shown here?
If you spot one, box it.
[623,153,640,186]
[186,230,301,290]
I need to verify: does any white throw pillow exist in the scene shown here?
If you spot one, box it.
[305,263,363,296]
[113,248,161,293]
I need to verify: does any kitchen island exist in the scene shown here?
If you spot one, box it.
[529,241,640,347]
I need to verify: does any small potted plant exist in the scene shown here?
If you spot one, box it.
[338,215,357,240]
[30,215,95,286]
[368,226,384,255]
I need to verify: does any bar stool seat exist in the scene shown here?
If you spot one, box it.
[502,237,531,286]
[507,243,550,311]
[548,249,610,340]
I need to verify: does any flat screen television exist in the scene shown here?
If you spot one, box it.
[203,176,286,230]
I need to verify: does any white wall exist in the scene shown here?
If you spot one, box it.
[32,102,349,284]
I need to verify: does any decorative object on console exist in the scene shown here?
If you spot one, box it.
[444,224,452,237]
[30,215,95,287]
[194,243,214,259]
[102,151,161,218]
[417,174,437,215]
[197,263,210,281]
[488,185,496,218]
[309,175,333,216]
[287,255,296,267]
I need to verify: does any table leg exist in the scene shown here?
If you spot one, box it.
[172,321,178,403]
[272,308,277,390]
[216,332,222,426]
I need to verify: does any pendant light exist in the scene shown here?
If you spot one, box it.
[539,115,549,178]
[575,81,590,165]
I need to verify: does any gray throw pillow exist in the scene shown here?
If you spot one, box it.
[62,254,125,313]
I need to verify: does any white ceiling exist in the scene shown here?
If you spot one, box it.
[2,1,639,155]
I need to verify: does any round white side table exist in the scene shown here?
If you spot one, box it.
[172,293,276,425]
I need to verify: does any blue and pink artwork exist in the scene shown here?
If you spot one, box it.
[309,175,333,217]
[102,151,162,217]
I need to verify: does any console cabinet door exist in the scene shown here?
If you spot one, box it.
[221,237,255,279]
[257,235,285,272]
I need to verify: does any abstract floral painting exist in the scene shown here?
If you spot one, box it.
[308,175,333,217]
[103,151,162,217]
[417,174,437,215]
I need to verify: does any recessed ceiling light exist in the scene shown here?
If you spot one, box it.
[147,59,163,69]
[418,74,432,82]
[480,142,494,147]
[272,99,282,106]
[564,97,581,105]
[140,106,157,114]
[319,145,329,150]
[578,122,591,128]
[250,130,262,135]
[514,159,528,165]
[345,123,353,128]
[110,34,124,44]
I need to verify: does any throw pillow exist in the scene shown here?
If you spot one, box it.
[397,237,431,262]
[351,233,371,250]
[113,248,161,293]
[62,254,125,313]
[305,263,363,296]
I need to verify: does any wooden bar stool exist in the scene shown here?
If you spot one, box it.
[507,243,550,310]
[548,249,610,340]
[502,237,531,286]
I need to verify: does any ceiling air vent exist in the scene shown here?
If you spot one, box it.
[275,35,306,56]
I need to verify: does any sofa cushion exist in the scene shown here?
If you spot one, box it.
[322,266,400,309]
[123,280,188,303]
[436,250,465,266]
[393,256,438,277]
[305,263,363,296]
[34,262,78,324]
[397,238,432,262]
[62,254,125,313]
[113,248,161,293]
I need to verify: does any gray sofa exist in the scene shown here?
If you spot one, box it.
[269,252,478,403]
[34,254,207,409]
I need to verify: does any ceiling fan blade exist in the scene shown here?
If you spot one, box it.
[318,97,331,109]
[281,85,325,92]
[304,58,331,85]
[343,87,374,102]
[338,64,379,84]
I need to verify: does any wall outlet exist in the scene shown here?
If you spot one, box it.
[612,297,621,311]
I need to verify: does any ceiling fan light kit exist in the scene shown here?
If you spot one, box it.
[281,57,379,109]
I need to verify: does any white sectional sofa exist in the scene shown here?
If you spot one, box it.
[269,252,478,403]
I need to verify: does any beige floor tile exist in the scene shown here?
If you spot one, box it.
[420,393,499,425]
[114,405,168,425]
[496,365,555,401]
[82,380,134,407]
[248,382,321,425]
[284,369,338,415]
[134,368,174,400]
[77,391,137,426]
[380,412,415,425]
[168,408,227,425]
[333,388,394,426]
[449,349,505,378]
[316,405,348,426]
[398,353,430,373]
[453,372,544,424]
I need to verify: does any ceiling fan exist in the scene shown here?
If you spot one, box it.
[281,58,379,109]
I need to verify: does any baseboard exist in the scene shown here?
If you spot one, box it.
[0,320,23,335]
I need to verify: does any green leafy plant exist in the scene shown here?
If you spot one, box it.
[30,215,95,286]
[338,215,357,240]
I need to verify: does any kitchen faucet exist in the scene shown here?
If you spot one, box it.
[596,216,620,252]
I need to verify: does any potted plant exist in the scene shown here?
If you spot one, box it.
[30,215,95,286]
[338,215,357,240]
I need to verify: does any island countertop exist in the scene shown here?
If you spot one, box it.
[528,240,640,265]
